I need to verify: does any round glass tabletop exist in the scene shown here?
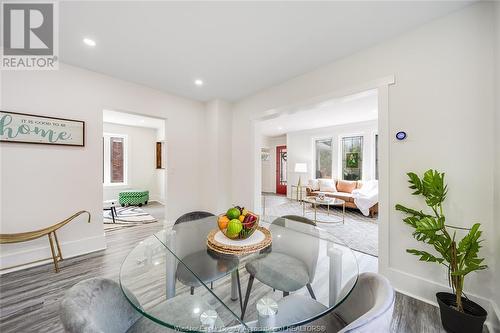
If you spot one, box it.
[119,215,359,332]
[303,196,345,205]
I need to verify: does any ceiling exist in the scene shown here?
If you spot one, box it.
[103,110,165,130]
[60,1,473,101]
[259,89,377,137]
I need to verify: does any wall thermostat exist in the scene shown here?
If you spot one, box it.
[396,131,407,140]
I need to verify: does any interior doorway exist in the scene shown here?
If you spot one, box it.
[276,145,287,195]
[101,110,167,232]
[256,87,386,275]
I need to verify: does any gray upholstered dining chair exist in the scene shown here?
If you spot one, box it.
[280,214,317,226]
[174,211,215,225]
[241,215,319,319]
[174,211,240,294]
[275,272,395,332]
[60,278,176,332]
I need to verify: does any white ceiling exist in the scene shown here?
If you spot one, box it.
[60,1,473,101]
[259,89,377,137]
[103,110,165,130]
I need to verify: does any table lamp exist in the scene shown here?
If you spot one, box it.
[294,163,307,187]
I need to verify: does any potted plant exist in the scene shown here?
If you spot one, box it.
[395,169,488,333]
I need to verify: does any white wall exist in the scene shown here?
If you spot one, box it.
[261,135,286,193]
[102,122,163,202]
[0,63,204,270]
[201,99,232,214]
[286,120,378,194]
[231,2,498,326]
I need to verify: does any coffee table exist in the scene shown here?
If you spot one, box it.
[303,196,345,224]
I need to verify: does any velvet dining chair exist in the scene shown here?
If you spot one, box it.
[174,211,240,295]
[274,272,395,332]
[60,278,178,333]
[241,215,319,319]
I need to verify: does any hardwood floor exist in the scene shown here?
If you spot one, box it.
[0,222,164,333]
[0,221,486,332]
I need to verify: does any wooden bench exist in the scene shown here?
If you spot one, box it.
[0,211,91,272]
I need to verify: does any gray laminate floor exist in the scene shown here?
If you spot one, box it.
[0,220,487,333]
[142,201,166,220]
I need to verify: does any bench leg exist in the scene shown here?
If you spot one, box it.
[111,207,116,223]
[53,230,63,260]
[48,233,59,273]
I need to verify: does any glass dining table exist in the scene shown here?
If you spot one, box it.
[119,215,359,332]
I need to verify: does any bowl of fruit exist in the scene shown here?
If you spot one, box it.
[217,206,259,240]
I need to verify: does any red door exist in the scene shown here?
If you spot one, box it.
[276,145,287,195]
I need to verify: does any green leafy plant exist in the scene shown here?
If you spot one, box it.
[395,169,487,312]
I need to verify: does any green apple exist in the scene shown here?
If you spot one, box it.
[227,207,240,220]
[227,219,243,238]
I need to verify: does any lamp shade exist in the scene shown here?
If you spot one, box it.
[294,163,307,173]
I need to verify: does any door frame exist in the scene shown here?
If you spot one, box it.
[101,110,168,223]
[251,75,394,276]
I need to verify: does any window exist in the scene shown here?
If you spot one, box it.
[103,133,127,185]
[315,138,333,179]
[342,136,363,181]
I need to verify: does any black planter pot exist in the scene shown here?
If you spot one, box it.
[436,292,487,333]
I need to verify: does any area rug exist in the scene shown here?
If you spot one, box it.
[264,198,378,257]
[103,206,158,224]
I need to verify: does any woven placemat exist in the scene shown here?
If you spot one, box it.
[207,227,272,255]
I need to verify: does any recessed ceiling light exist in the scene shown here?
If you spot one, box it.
[194,79,204,86]
[83,38,96,47]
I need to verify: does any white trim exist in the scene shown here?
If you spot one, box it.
[377,83,391,277]
[252,76,395,122]
[0,234,106,274]
[489,302,500,332]
[150,199,166,205]
[312,136,334,179]
[391,267,500,332]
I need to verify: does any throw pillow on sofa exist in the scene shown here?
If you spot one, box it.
[319,179,336,192]
[308,179,320,191]
[336,180,357,193]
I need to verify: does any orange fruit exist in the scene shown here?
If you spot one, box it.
[239,215,245,222]
[218,215,229,229]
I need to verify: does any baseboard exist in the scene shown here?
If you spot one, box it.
[489,302,500,332]
[0,234,106,274]
[386,267,500,331]
[149,199,165,205]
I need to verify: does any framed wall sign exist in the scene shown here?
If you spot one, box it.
[0,111,85,146]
